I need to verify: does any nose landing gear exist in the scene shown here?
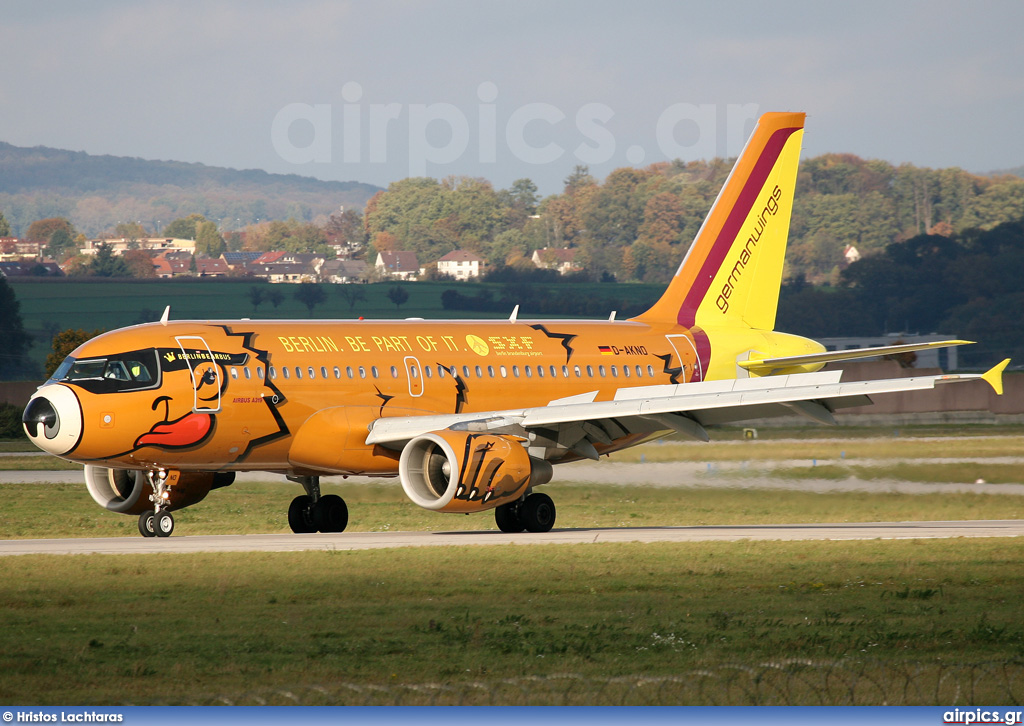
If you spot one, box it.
[138,470,175,538]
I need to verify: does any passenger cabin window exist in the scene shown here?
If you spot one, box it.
[283,367,290,379]
[244,367,252,380]
[257,367,264,379]
[391,366,399,378]
[334,366,341,379]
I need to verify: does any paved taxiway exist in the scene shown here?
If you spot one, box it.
[2,520,1023,556]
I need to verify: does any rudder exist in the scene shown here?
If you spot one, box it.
[634,111,805,331]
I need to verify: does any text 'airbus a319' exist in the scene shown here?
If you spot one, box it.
[22,112,1009,537]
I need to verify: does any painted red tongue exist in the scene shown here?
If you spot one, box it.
[136,412,212,447]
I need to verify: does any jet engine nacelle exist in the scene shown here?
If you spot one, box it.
[84,465,234,515]
[399,431,553,513]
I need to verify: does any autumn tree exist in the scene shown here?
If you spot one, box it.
[195,220,226,257]
[123,249,157,278]
[325,209,367,249]
[44,227,79,261]
[163,214,208,240]
[45,328,104,378]
[26,217,75,242]
[114,221,147,240]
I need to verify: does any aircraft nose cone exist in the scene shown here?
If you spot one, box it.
[22,396,58,438]
[22,385,83,456]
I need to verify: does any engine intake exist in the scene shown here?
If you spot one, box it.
[84,465,234,514]
[399,431,552,513]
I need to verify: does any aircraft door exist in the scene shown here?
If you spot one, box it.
[666,334,701,383]
[404,356,423,397]
[175,336,223,413]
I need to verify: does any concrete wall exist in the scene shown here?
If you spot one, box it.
[0,381,40,408]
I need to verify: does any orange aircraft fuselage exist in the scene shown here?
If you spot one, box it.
[37,317,822,475]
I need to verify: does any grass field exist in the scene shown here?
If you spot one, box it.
[4,479,1024,539]
[4,429,1024,705]
[2,539,1024,704]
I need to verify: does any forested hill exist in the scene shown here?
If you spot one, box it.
[0,141,381,236]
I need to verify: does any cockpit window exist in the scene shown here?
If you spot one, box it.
[52,349,160,394]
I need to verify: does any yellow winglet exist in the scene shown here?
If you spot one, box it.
[982,358,1010,395]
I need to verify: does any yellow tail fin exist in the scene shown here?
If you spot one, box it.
[634,111,805,331]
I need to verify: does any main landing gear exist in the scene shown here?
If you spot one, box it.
[287,475,348,533]
[138,470,175,538]
[494,492,556,533]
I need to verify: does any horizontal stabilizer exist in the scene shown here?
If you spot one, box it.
[738,340,973,373]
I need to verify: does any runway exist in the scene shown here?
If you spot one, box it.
[2,520,1023,556]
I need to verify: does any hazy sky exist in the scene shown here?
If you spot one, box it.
[3,0,1023,196]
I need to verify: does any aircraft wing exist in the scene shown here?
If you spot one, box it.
[737,339,973,374]
[365,361,1008,457]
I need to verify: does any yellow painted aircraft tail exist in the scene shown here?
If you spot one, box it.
[634,111,806,331]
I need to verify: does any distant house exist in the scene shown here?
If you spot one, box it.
[248,262,319,284]
[252,251,287,266]
[152,251,195,278]
[375,250,420,280]
[320,259,369,283]
[437,250,485,280]
[0,260,63,277]
[80,237,196,256]
[843,245,861,265]
[532,247,580,275]
[221,251,262,270]
[195,257,229,277]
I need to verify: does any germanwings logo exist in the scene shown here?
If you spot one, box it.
[715,184,783,314]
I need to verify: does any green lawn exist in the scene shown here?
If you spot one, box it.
[2,538,1023,704]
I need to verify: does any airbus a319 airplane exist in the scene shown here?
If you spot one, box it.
[22,112,1009,538]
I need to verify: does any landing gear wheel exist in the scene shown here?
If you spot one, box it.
[495,502,525,533]
[288,495,316,534]
[154,510,174,537]
[138,511,156,538]
[313,494,349,533]
[520,493,556,533]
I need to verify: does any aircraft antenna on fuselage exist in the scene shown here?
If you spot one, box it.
[160,306,170,326]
